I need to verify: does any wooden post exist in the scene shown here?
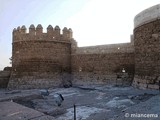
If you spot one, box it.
[74,104,76,120]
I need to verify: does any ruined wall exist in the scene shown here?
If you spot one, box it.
[72,43,135,85]
[133,4,160,89]
[8,24,73,89]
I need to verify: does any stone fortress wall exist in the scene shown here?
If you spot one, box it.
[8,23,135,89]
[133,4,160,89]
[6,4,160,90]
[71,43,135,85]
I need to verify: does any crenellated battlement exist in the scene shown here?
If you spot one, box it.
[13,24,73,42]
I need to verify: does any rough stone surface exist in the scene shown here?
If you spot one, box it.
[72,51,135,85]
[8,26,72,89]
[133,19,160,90]
[132,4,160,89]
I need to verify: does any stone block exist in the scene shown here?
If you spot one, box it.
[139,79,147,84]
[148,84,159,90]
[138,83,148,89]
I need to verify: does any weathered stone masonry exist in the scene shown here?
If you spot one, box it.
[8,24,135,89]
[6,4,160,90]
[71,43,135,85]
[133,4,160,89]
[8,24,74,89]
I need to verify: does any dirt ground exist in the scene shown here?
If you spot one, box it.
[0,85,160,120]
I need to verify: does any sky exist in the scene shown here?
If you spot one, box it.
[0,0,160,70]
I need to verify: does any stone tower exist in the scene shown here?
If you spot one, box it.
[8,24,74,89]
[133,4,160,89]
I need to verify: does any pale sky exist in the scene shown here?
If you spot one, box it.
[0,0,160,70]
